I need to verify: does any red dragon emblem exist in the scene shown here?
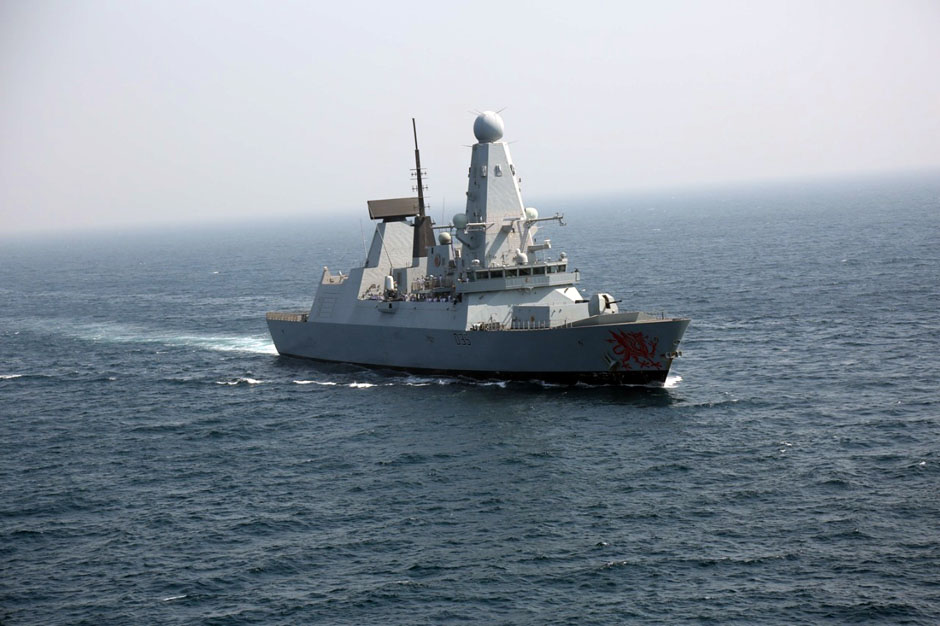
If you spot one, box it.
[606,330,662,370]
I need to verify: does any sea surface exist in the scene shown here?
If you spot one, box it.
[1,173,939,624]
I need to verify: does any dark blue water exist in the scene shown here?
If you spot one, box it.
[2,174,939,624]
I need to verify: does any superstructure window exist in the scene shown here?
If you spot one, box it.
[494,164,502,177]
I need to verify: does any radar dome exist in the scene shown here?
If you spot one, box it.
[438,232,452,245]
[524,207,539,221]
[473,111,504,143]
[452,213,468,229]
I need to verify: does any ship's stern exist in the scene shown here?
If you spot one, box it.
[266,311,310,357]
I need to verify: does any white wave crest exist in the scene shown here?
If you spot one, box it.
[664,374,682,388]
[292,380,337,386]
[400,376,457,387]
[0,374,23,380]
[216,377,264,386]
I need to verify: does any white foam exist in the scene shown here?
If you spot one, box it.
[0,374,23,380]
[216,377,264,386]
[59,321,278,355]
[162,594,187,602]
[348,382,376,388]
[664,374,682,388]
[401,375,456,387]
[292,380,337,386]
[176,335,278,355]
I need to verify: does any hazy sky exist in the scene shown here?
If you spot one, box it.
[1,0,938,234]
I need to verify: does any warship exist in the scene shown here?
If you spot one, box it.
[267,112,689,384]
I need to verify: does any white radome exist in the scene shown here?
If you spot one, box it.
[438,232,452,245]
[524,207,539,221]
[452,213,469,229]
[473,111,504,143]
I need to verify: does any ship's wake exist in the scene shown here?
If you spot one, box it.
[288,375,510,389]
[286,373,677,391]
[45,320,278,355]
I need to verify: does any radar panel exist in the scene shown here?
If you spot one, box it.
[367,197,420,221]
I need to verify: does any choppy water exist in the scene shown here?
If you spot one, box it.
[2,173,939,624]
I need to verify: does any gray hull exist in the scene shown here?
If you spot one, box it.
[268,317,689,385]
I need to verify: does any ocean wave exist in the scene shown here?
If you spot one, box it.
[296,374,551,389]
[400,375,453,387]
[215,377,265,386]
[0,374,23,380]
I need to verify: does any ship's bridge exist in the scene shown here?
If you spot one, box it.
[457,259,578,294]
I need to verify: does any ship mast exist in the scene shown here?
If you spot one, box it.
[411,118,434,259]
[413,119,426,215]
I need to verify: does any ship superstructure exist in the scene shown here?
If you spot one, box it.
[266,112,689,384]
